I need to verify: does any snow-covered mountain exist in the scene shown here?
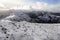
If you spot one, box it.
[1,10,60,23]
[0,10,60,40]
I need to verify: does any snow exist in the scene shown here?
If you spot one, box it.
[0,10,60,40]
[0,20,60,40]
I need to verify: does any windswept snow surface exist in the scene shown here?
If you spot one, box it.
[0,21,60,40]
[0,10,60,40]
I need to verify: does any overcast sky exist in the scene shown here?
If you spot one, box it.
[0,0,60,12]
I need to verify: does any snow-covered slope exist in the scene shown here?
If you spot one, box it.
[0,10,60,40]
[0,21,60,40]
[1,10,60,23]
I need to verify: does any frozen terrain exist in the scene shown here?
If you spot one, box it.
[0,21,60,40]
[0,10,60,40]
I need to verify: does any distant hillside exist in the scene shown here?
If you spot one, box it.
[0,10,60,23]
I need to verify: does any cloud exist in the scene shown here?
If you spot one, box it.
[0,0,60,12]
[0,3,5,8]
[32,2,60,12]
[11,2,60,12]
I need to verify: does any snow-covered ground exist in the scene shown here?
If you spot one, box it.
[0,10,60,40]
[0,20,60,40]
